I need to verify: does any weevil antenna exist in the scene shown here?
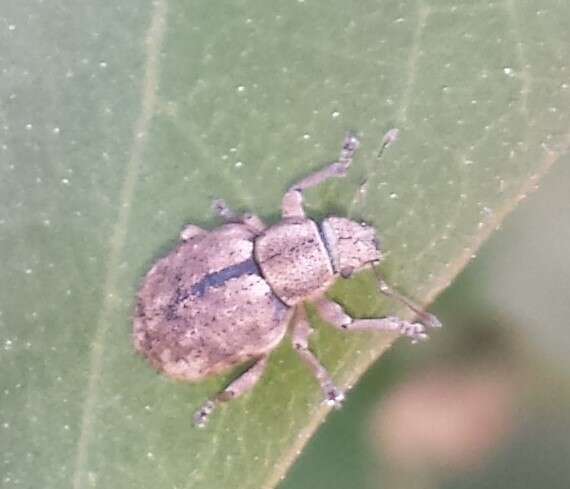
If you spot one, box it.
[373,267,442,329]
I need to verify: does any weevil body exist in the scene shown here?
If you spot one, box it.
[134,133,441,426]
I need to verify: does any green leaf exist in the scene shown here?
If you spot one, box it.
[1,1,568,488]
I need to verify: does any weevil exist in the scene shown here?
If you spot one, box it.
[134,132,441,427]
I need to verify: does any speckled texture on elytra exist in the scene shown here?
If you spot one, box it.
[1,0,569,489]
[134,223,290,381]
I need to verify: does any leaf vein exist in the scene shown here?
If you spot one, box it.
[398,0,431,125]
[71,2,168,487]
[505,0,531,117]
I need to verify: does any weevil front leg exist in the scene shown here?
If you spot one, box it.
[212,199,266,233]
[291,305,345,408]
[312,296,430,344]
[193,355,269,427]
[282,133,360,218]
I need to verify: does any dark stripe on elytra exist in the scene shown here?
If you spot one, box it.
[191,257,261,297]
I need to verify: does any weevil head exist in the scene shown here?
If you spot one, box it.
[321,217,383,278]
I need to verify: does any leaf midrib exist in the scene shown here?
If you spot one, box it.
[71,2,168,487]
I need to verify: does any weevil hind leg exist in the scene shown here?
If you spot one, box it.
[291,305,344,408]
[312,296,431,344]
[212,199,266,233]
[282,133,360,219]
[193,355,269,427]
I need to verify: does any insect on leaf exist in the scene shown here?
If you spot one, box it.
[1,1,569,489]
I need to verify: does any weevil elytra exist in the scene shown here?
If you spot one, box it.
[134,132,441,426]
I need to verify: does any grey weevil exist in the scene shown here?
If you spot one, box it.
[134,132,441,427]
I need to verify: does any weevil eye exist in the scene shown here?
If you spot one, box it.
[340,266,355,279]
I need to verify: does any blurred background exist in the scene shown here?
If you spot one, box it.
[281,155,570,488]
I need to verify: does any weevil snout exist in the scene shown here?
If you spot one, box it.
[321,217,383,277]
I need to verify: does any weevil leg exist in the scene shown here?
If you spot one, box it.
[282,133,360,219]
[212,199,266,233]
[193,355,269,427]
[312,296,431,344]
[291,305,345,408]
[376,276,442,329]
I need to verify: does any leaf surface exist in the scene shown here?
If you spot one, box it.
[1,1,568,488]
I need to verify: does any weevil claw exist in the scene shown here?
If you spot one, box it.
[323,385,345,409]
[193,400,216,428]
[401,322,430,343]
